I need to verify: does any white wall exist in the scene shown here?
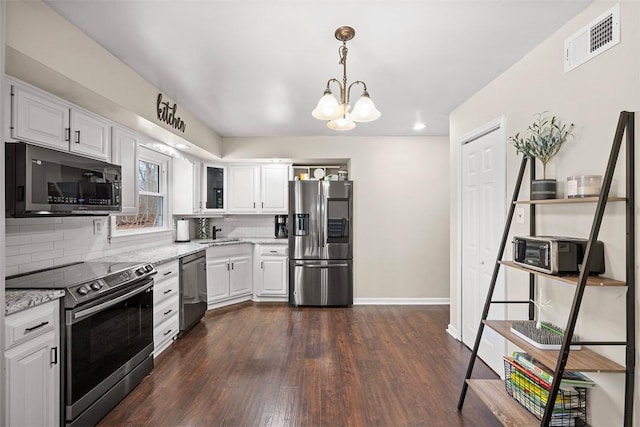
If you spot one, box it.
[224,136,450,302]
[5,0,222,159]
[449,2,640,425]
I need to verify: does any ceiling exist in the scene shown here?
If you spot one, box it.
[44,0,591,138]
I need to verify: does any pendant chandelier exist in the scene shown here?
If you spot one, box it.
[312,26,381,131]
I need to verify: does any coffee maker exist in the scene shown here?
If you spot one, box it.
[274,215,288,239]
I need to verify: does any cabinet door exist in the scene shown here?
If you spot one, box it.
[260,257,288,296]
[111,126,138,214]
[69,109,111,161]
[12,85,70,151]
[261,164,290,213]
[230,255,252,296]
[5,330,59,427]
[172,157,195,215]
[206,258,230,302]
[202,163,226,212]
[228,165,259,213]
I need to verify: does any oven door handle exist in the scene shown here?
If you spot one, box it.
[73,281,153,321]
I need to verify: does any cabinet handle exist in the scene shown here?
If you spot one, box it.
[231,262,234,270]
[227,263,230,271]
[253,202,256,208]
[65,128,70,142]
[163,329,173,337]
[75,130,80,144]
[163,289,172,295]
[163,271,173,276]
[269,250,277,253]
[262,202,264,208]
[50,347,58,365]
[24,321,49,333]
[163,309,173,316]
[261,261,264,269]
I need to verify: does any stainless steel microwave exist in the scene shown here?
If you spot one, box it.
[5,143,122,217]
[512,236,605,276]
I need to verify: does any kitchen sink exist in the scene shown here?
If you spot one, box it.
[198,238,241,244]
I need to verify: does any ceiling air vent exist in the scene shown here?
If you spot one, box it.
[564,3,620,72]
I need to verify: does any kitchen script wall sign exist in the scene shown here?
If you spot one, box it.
[156,93,187,133]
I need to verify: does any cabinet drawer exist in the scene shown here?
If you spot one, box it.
[154,296,180,328]
[154,314,179,348]
[260,245,288,256]
[154,260,179,286]
[5,300,58,350]
[154,275,180,306]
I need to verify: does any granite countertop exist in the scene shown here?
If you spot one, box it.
[6,289,65,316]
[101,237,288,266]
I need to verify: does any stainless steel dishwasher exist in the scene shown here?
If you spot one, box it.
[179,251,207,334]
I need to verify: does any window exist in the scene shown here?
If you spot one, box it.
[115,147,169,232]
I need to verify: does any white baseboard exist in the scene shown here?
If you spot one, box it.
[447,324,461,341]
[353,297,450,305]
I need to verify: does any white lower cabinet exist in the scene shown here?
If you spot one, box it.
[206,244,253,309]
[254,244,288,301]
[153,260,180,356]
[4,300,60,427]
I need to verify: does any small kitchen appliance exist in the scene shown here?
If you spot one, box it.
[6,261,157,427]
[176,219,190,242]
[512,236,605,275]
[275,214,288,239]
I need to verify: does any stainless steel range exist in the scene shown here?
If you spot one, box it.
[6,261,157,427]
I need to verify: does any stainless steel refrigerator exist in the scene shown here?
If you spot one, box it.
[289,180,353,306]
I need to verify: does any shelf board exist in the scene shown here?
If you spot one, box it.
[499,261,626,287]
[484,320,625,372]
[514,196,626,205]
[467,379,538,427]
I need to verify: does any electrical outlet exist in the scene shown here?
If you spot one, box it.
[515,207,525,224]
[93,219,103,235]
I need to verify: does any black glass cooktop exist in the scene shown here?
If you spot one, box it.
[5,261,144,290]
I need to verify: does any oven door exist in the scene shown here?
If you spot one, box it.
[65,279,154,422]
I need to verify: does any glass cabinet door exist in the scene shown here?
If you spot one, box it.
[203,163,226,212]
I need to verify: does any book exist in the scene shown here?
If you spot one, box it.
[513,352,596,388]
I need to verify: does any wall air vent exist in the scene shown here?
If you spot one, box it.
[564,3,620,73]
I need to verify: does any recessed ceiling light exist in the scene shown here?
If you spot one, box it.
[175,143,188,149]
[412,123,426,131]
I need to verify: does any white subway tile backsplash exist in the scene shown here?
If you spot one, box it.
[30,231,65,243]
[5,215,272,275]
[6,254,32,267]
[6,235,32,246]
[31,249,64,263]
[19,242,54,254]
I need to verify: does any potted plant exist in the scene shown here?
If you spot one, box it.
[509,112,574,199]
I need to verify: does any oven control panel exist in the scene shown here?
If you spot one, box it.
[66,264,156,306]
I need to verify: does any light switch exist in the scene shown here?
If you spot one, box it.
[93,219,103,235]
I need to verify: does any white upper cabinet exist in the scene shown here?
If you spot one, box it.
[229,163,290,214]
[228,165,259,213]
[111,126,139,214]
[69,109,111,160]
[12,85,70,151]
[10,82,111,161]
[172,157,196,215]
[261,164,290,213]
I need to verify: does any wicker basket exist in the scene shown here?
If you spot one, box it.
[503,359,588,426]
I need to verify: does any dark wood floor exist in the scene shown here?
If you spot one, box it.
[99,303,500,427]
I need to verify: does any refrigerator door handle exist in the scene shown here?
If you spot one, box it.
[295,263,349,268]
[317,190,322,248]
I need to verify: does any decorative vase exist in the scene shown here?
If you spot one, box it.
[531,179,556,200]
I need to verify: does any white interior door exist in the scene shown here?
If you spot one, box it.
[461,123,506,375]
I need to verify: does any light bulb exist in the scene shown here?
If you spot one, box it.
[327,114,356,131]
[350,92,381,122]
[312,90,341,120]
